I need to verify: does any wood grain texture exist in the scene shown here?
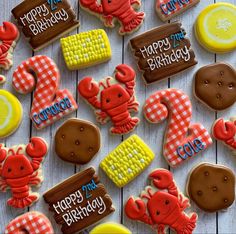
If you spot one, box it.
[0,0,235,233]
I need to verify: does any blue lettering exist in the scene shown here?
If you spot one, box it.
[159,0,190,15]
[47,0,62,11]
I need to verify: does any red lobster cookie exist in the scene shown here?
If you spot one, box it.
[125,168,198,234]
[79,0,145,35]
[0,137,48,208]
[78,64,139,135]
[0,22,19,84]
[144,89,212,167]
[212,117,236,151]
[5,211,54,234]
[12,55,78,129]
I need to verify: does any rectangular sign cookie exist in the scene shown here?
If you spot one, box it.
[43,167,115,234]
[130,22,197,85]
[12,0,79,51]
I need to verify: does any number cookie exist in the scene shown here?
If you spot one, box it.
[12,55,78,129]
[0,89,23,138]
[0,137,48,208]
[125,168,198,234]
[195,2,236,53]
[43,167,115,234]
[187,163,235,212]
[78,64,139,135]
[5,211,54,234]
[90,223,131,234]
[79,0,145,35]
[143,89,212,167]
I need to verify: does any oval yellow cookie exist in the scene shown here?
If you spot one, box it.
[0,90,23,138]
[90,223,131,234]
[195,3,236,53]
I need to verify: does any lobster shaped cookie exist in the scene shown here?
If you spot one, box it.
[0,137,48,208]
[78,64,139,135]
[125,169,198,234]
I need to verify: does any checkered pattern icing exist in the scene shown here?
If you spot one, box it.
[12,55,78,129]
[144,89,212,167]
[5,211,54,234]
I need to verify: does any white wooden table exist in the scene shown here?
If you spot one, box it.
[1,0,236,233]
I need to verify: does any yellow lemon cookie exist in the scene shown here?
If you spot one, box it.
[90,223,131,234]
[0,90,22,138]
[195,3,236,53]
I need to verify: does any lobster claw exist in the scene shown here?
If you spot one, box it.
[125,197,146,220]
[78,77,100,99]
[213,118,236,141]
[0,22,19,41]
[115,64,136,83]
[149,169,173,190]
[26,137,48,159]
[0,144,7,163]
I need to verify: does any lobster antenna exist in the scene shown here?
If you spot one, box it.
[16,147,23,155]
[8,149,15,156]
[141,194,151,200]
[106,77,111,87]
[99,81,106,89]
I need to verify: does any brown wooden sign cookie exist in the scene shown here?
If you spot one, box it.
[187,163,235,212]
[194,63,236,111]
[12,0,79,51]
[43,167,115,234]
[55,119,101,165]
[130,22,197,84]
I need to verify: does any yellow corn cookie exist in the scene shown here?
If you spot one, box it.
[90,222,131,234]
[195,3,236,53]
[0,90,23,138]
[61,29,112,70]
[100,134,154,187]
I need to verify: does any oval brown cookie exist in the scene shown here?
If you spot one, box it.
[187,163,235,212]
[194,63,236,110]
[55,119,101,164]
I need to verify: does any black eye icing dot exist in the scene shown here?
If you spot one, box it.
[8,168,11,173]
[20,166,24,170]
[165,200,170,205]
[156,211,160,215]
[118,93,122,98]
[106,99,110,103]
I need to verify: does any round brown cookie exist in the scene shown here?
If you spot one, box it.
[187,163,235,212]
[55,119,101,164]
[194,63,236,110]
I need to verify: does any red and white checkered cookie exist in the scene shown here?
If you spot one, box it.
[5,211,54,234]
[12,55,78,129]
[144,89,212,167]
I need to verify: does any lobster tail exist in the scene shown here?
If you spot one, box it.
[7,194,39,209]
[182,213,198,234]
[111,117,139,134]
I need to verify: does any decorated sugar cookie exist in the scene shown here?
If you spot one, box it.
[187,163,235,212]
[90,222,131,234]
[130,22,197,84]
[12,0,79,51]
[125,168,198,234]
[5,211,54,234]
[0,22,19,83]
[12,55,78,129]
[78,64,139,135]
[0,89,22,138]
[43,167,115,234]
[143,89,212,167]
[194,63,236,111]
[61,29,112,70]
[100,134,154,187]
[156,0,200,22]
[0,137,48,208]
[79,0,145,35]
[195,3,236,53]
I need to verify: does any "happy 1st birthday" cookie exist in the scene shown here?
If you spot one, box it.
[130,22,197,84]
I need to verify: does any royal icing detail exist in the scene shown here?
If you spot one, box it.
[61,29,112,70]
[100,134,154,187]
[0,89,23,138]
[0,22,19,81]
[156,0,200,22]
[125,168,198,234]
[130,22,197,84]
[212,118,236,150]
[5,211,54,234]
[43,167,115,234]
[12,55,78,129]
[90,222,131,234]
[12,0,79,51]
[78,64,139,135]
[143,89,212,167]
[79,0,145,35]
[0,137,48,208]
[195,3,236,53]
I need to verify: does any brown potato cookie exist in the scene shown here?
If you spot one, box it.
[194,63,236,110]
[187,163,235,212]
[55,119,101,164]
